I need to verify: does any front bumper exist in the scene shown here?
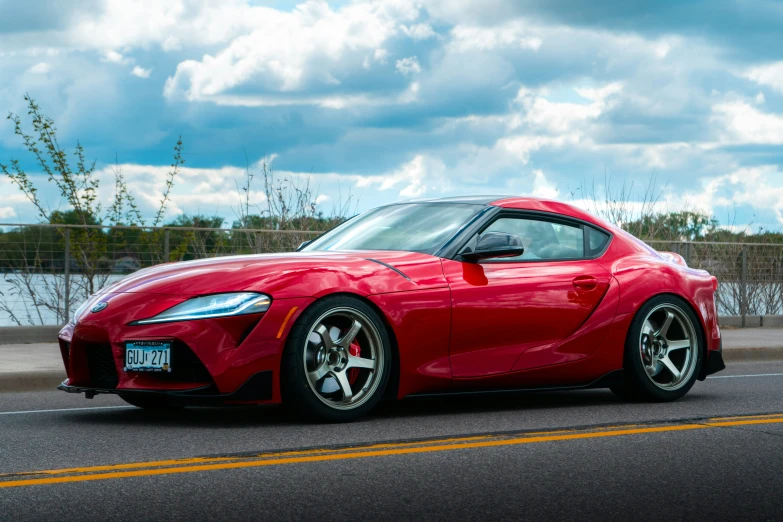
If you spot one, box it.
[58,371,273,405]
[58,292,312,403]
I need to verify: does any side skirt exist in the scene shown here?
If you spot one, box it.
[405,370,624,399]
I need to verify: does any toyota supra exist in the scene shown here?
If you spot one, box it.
[58,196,726,421]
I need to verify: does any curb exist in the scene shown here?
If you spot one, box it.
[0,371,66,393]
[0,348,781,394]
[722,347,783,363]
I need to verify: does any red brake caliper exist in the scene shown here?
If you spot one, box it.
[348,340,361,384]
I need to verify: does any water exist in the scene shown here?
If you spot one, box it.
[0,273,126,326]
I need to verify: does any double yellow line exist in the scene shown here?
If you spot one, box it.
[2,413,782,489]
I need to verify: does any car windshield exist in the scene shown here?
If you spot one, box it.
[302,203,484,254]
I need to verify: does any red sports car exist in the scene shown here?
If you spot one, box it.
[58,196,725,421]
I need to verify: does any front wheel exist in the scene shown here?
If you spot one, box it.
[281,296,392,422]
[613,295,703,402]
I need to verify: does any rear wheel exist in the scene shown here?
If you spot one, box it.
[119,394,184,410]
[281,296,392,422]
[613,295,702,401]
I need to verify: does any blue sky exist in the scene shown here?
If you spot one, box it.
[0,0,782,229]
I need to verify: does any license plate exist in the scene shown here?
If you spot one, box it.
[124,342,172,372]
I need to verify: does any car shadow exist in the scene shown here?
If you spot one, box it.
[56,387,697,430]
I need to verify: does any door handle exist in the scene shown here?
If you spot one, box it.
[572,276,598,290]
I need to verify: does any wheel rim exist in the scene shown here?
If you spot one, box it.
[639,304,699,391]
[303,307,384,411]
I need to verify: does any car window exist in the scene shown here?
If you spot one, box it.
[302,203,485,254]
[588,227,610,256]
[481,217,585,261]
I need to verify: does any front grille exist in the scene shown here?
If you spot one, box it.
[84,343,119,389]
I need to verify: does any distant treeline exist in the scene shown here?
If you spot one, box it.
[0,211,340,273]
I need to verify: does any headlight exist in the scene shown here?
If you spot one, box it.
[131,292,271,325]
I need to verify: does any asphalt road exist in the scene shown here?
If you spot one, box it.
[1,361,783,521]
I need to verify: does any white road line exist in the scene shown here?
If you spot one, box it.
[1,373,781,414]
[708,373,783,379]
[0,406,133,416]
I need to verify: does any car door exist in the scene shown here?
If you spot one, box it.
[442,213,612,378]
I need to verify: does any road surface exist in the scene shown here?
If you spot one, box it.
[1,361,782,521]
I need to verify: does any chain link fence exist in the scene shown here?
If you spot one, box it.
[0,223,321,326]
[647,240,783,320]
[0,224,780,326]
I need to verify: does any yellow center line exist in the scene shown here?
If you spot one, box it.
[0,434,497,478]
[708,413,783,422]
[1,416,782,489]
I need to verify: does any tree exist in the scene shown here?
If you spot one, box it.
[0,95,183,324]
[623,211,720,241]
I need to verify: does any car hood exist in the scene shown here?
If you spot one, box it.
[98,250,448,299]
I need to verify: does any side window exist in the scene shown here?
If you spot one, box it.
[587,227,610,256]
[481,217,585,261]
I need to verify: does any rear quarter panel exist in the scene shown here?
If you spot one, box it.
[600,253,721,352]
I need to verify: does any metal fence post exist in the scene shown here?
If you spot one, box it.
[741,248,747,328]
[63,228,70,325]
[684,242,692,267]
[164,229,170,262]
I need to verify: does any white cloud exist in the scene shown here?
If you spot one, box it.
[193,80,421,109]
[102,50,130,64]
[743,62,783,93]
[395,56,421,76]
[131,66,152,78]
[90,162,271,222]
[574,83,624,102]
[513,84,622,134]
[373,48,389,64]
[449,21,542,52]
[685,166,783,224]
[498,134,580,165]
[531,170,558,199]
[354,155,449,198]
[0,207,16,219]
[401,23,438,40]
[711,101,783,144]
[164,1,420,103]
[28,62,50,74]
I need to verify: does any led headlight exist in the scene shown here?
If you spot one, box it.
[131,292,271,325]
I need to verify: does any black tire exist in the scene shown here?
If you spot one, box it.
[119,394,184,410]
[281,295,392,422]
[613,294,703,402]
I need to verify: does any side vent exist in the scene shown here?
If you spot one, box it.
[366,259,411,280]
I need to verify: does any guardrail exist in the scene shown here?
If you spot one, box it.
[0,224,780,326]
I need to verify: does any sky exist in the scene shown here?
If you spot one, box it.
[0,0,782,229]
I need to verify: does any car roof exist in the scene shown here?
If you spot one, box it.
[396,195,617,231]
[402,195,513,205]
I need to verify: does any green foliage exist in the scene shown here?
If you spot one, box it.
[623,211,720,241]
[0,95,184,323]
[167,214,225,229]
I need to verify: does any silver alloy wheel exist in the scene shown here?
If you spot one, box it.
[639,303,699,391]
[303,307,384,411]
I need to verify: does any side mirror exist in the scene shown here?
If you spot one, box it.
[461,232,524,262]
